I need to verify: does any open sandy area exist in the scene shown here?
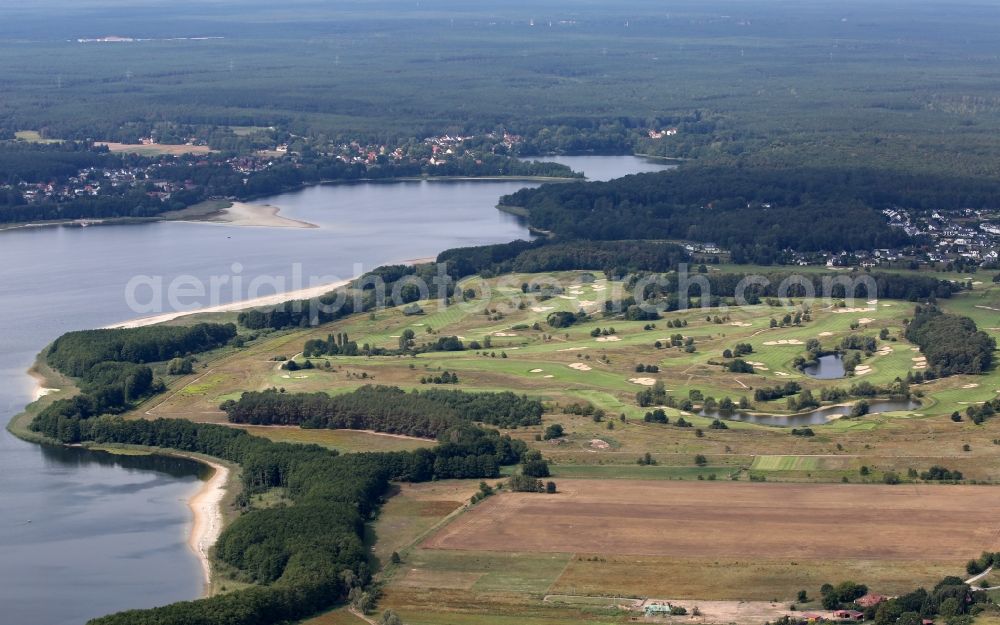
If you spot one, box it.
[192,201,317,229]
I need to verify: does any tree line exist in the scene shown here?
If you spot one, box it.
[221,385,543,432]
[641,270,958,308]
[72,412,529,624]
[436,239,689,281]
[47,323,237,377]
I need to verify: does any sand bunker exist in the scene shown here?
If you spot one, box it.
[818,332,834,337]
[775,371,791,377]
[596,335,622,342]
[557,347,589,352]
[857,318,875,324]
[544,375,554,379]
[962,383,981,389]
[854,365,872,376]
[531,306,554,313]
[569,363,593,371]
[762,339,804,346]
[529,368,544,373]
[589,439,610,450]
[629,377,657,386]
[494,332,518,337]
[833,307,873,314]
[730,321,753,327]
[558,295,577,300]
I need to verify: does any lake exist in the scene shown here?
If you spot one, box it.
[802,354,847,380]
[0,155,669,624]
[699,398,922,427]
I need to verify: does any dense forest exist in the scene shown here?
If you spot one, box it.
[0,142,118,183]
[70,412,529,624]
[222,385,543,432]
[436,239,689,280]
[33,323,238,441]
[905,306,996,376]
[7,2,1000,179]
[47,323,237,377]
[496,166,1000,262]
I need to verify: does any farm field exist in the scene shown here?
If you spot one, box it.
[371,480,968,624]
[231,425,432,454]
[94,141,215,156]
[423,479,1000,562]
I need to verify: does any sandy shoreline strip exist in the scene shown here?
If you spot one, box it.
[187,460,229,591]
[106,255,437,329]
[106,278,354,329]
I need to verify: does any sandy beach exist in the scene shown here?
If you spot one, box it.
[28,369,59,402]
[106,255,436,329]
[188,460,229,591]
[106,278,355,329]
[173,201,317,229]
[201,201,318,229]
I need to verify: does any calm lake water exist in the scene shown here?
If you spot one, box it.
[699,398,922,427]
[803,354,847,380]
[0,156,668,624]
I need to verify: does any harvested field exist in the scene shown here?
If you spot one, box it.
[96,141,215,156]
[424,479,1000,561]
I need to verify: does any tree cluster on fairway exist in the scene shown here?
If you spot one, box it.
[905,306,996,376]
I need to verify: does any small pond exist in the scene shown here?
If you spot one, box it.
[698,398,923,427]
[802,354,847,380]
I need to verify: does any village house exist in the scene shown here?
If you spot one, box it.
[833,609,865,621]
